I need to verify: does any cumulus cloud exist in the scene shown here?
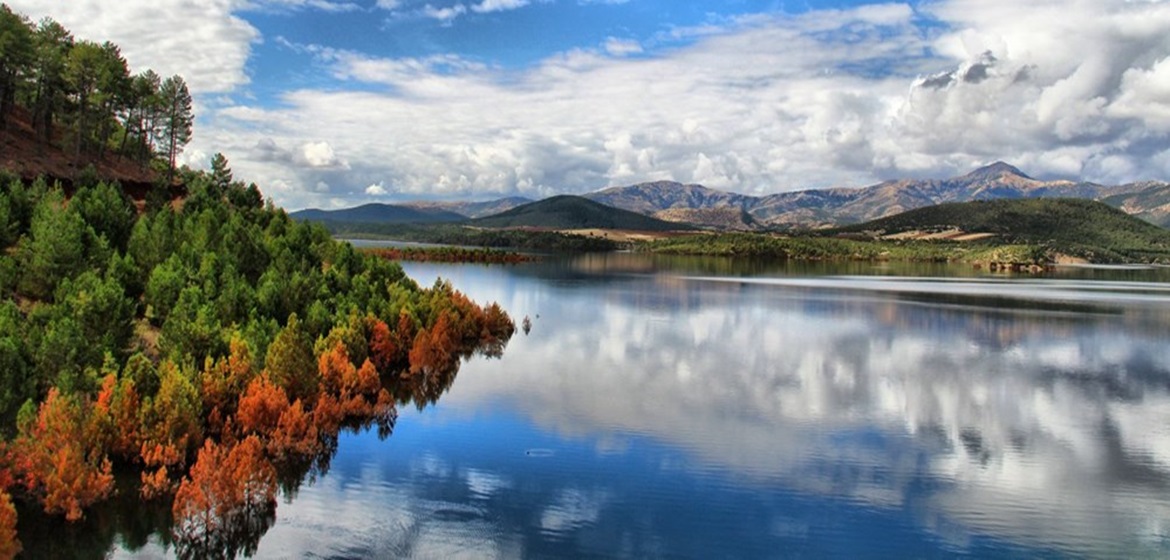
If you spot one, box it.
[365,182,388,195]
[603,37,643,57]
[249,0,363,12]
[19,0,1170,210]
[422,3,467,21]
[471,0,529,14]
[6,0,258,94]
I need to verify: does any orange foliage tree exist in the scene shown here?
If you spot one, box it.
[200,336,257,436]
[12,388,115,521]
[93,373,142,459]
[0,489,20,560]
[408,311,460,376]
[236,376,290,437]
[172,436,277,553]
[137,360,204,498]
[269,399,320,459]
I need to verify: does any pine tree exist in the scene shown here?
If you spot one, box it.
[0,5,33,130]
[159,74,192,182]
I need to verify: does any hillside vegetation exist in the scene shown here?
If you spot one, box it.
[0,5,193,188]
[829,198,1170,262]
[0,155,515,557]
[325,223,621,252]
[643,199,1170,264]
[470,195,691,231]
[291,203,465,225]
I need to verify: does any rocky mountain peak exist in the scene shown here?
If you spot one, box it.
[964,161,1031,181]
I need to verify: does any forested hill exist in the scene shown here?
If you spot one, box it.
[0,153,515,557]
[0,5,193,194]
[831,198,1170,262]
[470,195,692,231]
[290,203,466,224]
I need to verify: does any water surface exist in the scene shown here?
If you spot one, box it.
[95,254,1170,558]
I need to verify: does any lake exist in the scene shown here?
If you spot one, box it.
[36,253,1170,558]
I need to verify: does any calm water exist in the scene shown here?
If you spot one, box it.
[65,254,1170,557]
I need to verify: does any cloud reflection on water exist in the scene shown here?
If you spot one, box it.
[190,258,1170,559]
[424,260,1170,556]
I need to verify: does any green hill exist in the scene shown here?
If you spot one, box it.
[831,198,1170,262]
[290,203,465,224]
[471,195,691,231]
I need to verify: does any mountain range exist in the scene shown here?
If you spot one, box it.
[585,162,1170,229]
[292,162,1170,230]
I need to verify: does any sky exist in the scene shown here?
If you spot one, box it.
[9,0,1170,210]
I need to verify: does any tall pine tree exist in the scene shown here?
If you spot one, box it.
[159,74,192,182]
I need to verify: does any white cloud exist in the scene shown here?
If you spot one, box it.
[300,141,346,168]
[603,37,643,57]
[6,0,258,94]
[471,0,529,14]
[19,0,1170,210]
[365,182,388,195]
[422,3,467,21]
[248,0,363,12]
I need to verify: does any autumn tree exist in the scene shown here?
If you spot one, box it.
[138,359,203,495]
[172,436,276,559]
[200,336,256,434]
[408,311,458,376]
[89,376,141,493]
[12,388,115,521]
[269,399,319,459]
[0,488,19,559]
[236,376,289,437]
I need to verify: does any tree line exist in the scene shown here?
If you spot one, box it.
[0,4,192,179]
[0,154,515,558]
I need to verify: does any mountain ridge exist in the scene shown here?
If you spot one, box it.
[290,162,1170,230]
[290,203,466,224]
[470,195,690,231]
[585,162,1166,228]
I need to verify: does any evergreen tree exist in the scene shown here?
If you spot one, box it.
[159,75,192,182]
[18,188,90,300]
[0,5,33,129]
[27,18,72,143]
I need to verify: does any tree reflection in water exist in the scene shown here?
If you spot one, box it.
[11,327,509,559]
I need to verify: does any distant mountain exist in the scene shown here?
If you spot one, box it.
[586,181,753,212]
[652,207,758,231]
[471,195,690,231]
[585,162,1167,228]
[830,198,1170,262]
[1100,182,1170,228]
[290,203,465,224]
[751,162,1117,226]
[293,162,1170,232]
[403,196,532,219]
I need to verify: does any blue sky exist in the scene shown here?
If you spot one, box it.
[10,0,1170,209]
